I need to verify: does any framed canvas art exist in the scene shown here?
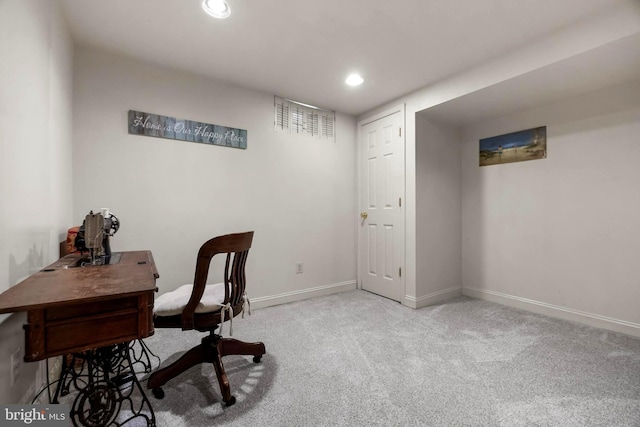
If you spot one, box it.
[479,126,546,166]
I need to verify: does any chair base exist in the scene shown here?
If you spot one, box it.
[147,333,265,406]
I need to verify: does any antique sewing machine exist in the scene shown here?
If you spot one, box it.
[75,208,120,265]
[0,207,159,425]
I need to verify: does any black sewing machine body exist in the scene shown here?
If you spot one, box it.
[75,210,120,265]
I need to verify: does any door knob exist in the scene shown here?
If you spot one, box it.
[360,212,368,219]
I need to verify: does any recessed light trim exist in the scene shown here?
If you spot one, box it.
[202,0,231,19]
[345,73,364,86]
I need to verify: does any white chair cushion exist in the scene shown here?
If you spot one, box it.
[154,283,227,317]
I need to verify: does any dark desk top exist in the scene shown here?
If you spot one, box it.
[0,251,159,314]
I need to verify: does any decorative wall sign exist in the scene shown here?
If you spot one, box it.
[128,110,247,149]
[479,126,546,166]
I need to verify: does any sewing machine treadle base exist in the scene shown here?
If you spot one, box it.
[53,342,156,427]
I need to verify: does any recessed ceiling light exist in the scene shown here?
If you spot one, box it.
[345,73,364,86]
[202,0,231,19]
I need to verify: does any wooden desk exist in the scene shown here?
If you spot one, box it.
[0,251,159,426]
[0,251,158,361]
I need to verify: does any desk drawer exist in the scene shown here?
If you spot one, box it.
[24,292,154,361]
[45,297,137,321]
[45,311,139,357]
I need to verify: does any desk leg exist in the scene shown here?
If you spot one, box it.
[52,353,83,403]
[128,339,160,374]
[65,342,156,427]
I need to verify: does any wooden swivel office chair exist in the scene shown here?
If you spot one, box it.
[147,231,265,406]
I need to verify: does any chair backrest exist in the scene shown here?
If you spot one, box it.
[181,231,254,330]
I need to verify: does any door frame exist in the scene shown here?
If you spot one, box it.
[356,103,406,302]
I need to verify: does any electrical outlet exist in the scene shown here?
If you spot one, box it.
[295,262,303,274]
[11,348,21,386]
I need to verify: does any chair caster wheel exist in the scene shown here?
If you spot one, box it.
[224,395,236,407]
[152,387,165,399]
[253,355,262,363]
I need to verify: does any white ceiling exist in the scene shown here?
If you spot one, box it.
[59,0,638,116]
[421,32,640,127]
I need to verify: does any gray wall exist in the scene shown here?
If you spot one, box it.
[357,5,640,309]
[415,115,462,304]
[461,82,640,334]
[0,0,73,403]
[72,47,358,304]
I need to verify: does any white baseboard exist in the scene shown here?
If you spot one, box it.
[250,280,357,310]
[405,286,463,309]
[463,286,640,338]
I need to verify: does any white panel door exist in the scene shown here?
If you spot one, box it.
[358,108,404,302]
